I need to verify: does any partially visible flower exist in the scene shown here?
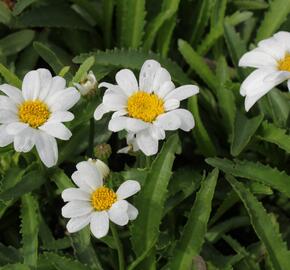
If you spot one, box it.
[117,133,139,154]
[61,160,140,238]
[239,31,290,111]
[0,69,80,167]
[74,71,97,96]
[94,59,199,156]
[94,143,112,161]
[88,158,110,179]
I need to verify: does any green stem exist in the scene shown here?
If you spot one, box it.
[110,224,125,270]
[87,118,95,157]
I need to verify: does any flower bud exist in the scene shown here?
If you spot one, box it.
[74,71,97,96]
[94,143,112,161]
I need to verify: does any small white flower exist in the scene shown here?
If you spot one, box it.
[239,31,290,111]
[61,160,140,238]
[94,59,199,156]
[74,71,97,96]
[0,68,80,167]
[88,158,110,178]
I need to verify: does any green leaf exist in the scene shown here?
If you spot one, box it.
[15,4,91,31]
[188,96,217,157]
[164,169,218,270]
[0,264,30,270]
[178,39,218,92]
[230,112,263,156]
[257,121,290,154]
[21,194,39,267]
[119,0,146,48]
[0,243,22,266]
[226,175,290,270]
[102,0,114,48]
[233,0,268,10]
[256,0,290,42]
[197,11,252,56]
[0,30,35,57]
[0,1,11,25]
[73,48,190,85]
[143,0,180,51]
[72,56,95,83]
[13,0,39,15]
[0,169,46,201]
[131,134,180,257]
[0,64,22,88]
[206,157,290,198]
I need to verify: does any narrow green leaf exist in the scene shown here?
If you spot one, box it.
[256,0,290,42]
[231,112,263,156]
[13,0,39,15]
[233,0,268,10]
[0,264,30,270]
[165,169,218,270]
[188,96,217,157]
[72,56,95,83]
[21,194,39,267]
[73,48,190,85]
[178,39,218,92]
[143,0,180,51]
[226,175,290,270]
[102,0,114,48]
[206,157,290,198]
[0,1,11,25]
[0,64,22,88]
[59,66,71,77]
[0,30,35,57]
[257,121,290,154]
[0,243,22,265]
[131,134,180,256]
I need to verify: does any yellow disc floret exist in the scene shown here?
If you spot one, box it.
[18,100,50,128]
[127,91,164,122]
[278,54,290,72]
[91,186,117,211]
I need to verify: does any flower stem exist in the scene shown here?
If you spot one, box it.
[110,224,125,270]
[87,118,95,157]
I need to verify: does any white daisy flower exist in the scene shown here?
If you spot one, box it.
[74,71,97,96]
[0,68,80,167]
[239,31,290,111]
[61,159,140,238]
[94,59,199,156]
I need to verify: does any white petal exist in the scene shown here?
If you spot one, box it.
[264,70,290,83]
[37,69,53,101]
[46,87,80,111]
[35,132,58,168]
[149,125,165,140]
[258,37,286,60]
[108,116,150,132]
[90,211,109,238]
[39,122,72,140]
[66,213,91,233]
[240,68,279,97]
[152,67,171,92]
[115,69,138,96]
[0,84,23,104]
[6,122,28,135]
[94,159,110,179]
[127,203,138,220]
[164,85,199,101]
[155,111,181,130]
[274,31,290,52]
[103,93,127,111]
[155,81,175,99]
[164,99,180,111]
[0,110,18,123]
[99,82,124,95]
[0,96,17,112]
[71,171,94,192]
[244,90,269,112]
[13,128,35,153]
[116,180,141,200]
[239,48,277,68]
[22,70,40,100]
[136,130,159,156]
[139,60,161,92]
[94,103,109,120]
[0,124,13,147]
[62,201,93,218]
[62,188,90,202]
[108,200,129,226]
[112,109,128,119]
[287,79,290,91]
[117,145,132,154]
[48,111,74,123]
[76,161,103,188]
[50,76,66,93]
[173,109,195,131]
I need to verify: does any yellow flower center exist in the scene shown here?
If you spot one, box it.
[278,54,290,72]
[91,186,117,211]
[127,91,164,122]
[18,100,50,128]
